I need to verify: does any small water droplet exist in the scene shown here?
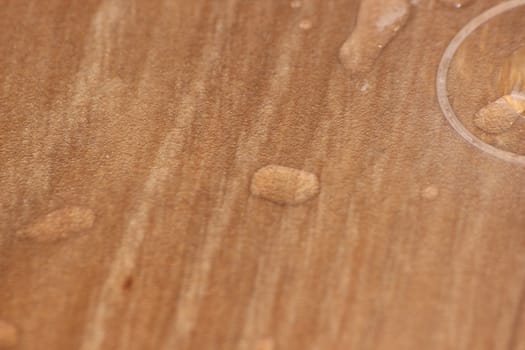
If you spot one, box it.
[16,206,95,242]
[290,0,302,9]
[339,0,410,74]
[421,186,439,200]
[0,320,18,348]
[299,19,313,30]
[360,80,371,92]
[251,165,320,205]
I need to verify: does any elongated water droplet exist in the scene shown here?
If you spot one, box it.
[339,0,410,74]
[16,206,95,242]
[251,165,320,205]
[474,93,525,134]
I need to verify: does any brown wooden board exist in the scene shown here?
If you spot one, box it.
[1,0,524,349]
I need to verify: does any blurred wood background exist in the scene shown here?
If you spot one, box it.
[1,0,524,349]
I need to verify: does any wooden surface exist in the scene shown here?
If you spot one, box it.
[1,0,525,349]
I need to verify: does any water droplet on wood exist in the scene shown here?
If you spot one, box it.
[421,186,439,200]
[251,165,320,205]
[339,0,410,74]
[16,206,95,242]
[299,19,313,30]
[474,93,525,134]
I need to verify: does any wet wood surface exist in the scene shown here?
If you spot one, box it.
[1,0,525,349]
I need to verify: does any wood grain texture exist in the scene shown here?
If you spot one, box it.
[1,0,524,349]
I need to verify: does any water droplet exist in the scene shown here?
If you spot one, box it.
[421,186,439,200]
[474,93,525,134]
[255,338,274,350]
[299,19,313,30]
[251,165,320,205]
[339,0,410,74]
[439,0,475,8]
[0,320,18,348]
[290,0,302,9]
[16,206,95,242]
[360,80,371,92]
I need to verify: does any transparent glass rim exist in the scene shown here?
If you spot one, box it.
[436,0,525,166]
